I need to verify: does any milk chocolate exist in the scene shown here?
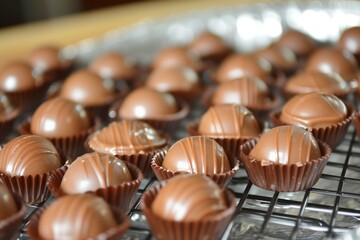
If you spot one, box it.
[275,29,316,57]
[189,32,231,60]
[0,182,17,221]
[151,174,227,221]
[249,125,321,165]
[38,194,117,239]
[60,69,116,106]
[304,47,358,82]
[88,120,167,155]
[0,92,15,120]
[198,104,261,138]
[30,97,92,138]
[60,152,132,194]
[162,136,230,175]
[338,26,360,64]
[214,54,272,83]
[280,92,347,129]
[28,46,67,74]
[0,135,62,176]
[118,87,178,119]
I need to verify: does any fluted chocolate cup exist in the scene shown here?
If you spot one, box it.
[141,181,236,240]
[27,202,130,240]
[151,149,239,187]
[240,138,331,192]
[0,192,27,240]
[47,161,142,213]
[270,104,355,149]
[352,112,360,141]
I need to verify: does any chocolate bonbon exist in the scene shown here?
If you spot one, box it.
[0,182,17,221]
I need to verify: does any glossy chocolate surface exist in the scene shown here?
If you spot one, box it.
[119,87,178,119]
[0,135,61,176]
[0,62,41,92]
[338,26,360,64]
[253,45,297,72]
[61,152,132,194]
[0,182,18,221]
[280,92,347,129]
[89,120,167,155]
[189,32,231,59]
[211,77,271,107]
[90,52,137,80]
[152,46,202,71]
[275,30,316,57]
[214,54,272,83]
[284,71,350,95]
[146,67,200,93]
[31,97,92,138]
[28,46,66,73]
[162,136,230,175]
[151,174,227,221]
[0,92,15,119]
[38,194,117,239]
[304,47,358,82]
[249,125,321,165]
[198,104,261,138]
[60,69,116,106]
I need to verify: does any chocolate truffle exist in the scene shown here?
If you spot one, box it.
[211,77,271,107]
[89,52,137,81]
[214,54,272,84]
[88,120,167,155]
[338,26,360,64]
[60,69,116,107]
[38,194,117,239]
[275,29,316,58]
[249,125,321,165]
[60,152,132,194]
[0,182,17,221]
[162,136,230,175]
[118,87,178,119]
[304,47,358,83]
[188,32,231,61]
[30,97,92,138]
[146,66,200,93]
[280,92,347,129]
[151,174,227,221]
[152,46,202,71]
[0,61,42,92]
[283,71,350,96]
[198,104,261,138]
[0,135,62,176]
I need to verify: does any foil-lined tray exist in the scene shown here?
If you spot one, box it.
[18,1,360,239]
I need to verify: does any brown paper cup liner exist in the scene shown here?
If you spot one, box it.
[151,149,239,187]
[352,112,360,141]
[0,192,27,240]
[19,117,100,162]
[140,182,236,240]
[0,165,67,204]
[239,138,332,192]
[0,107,20,142]
[47,161,143,213]
[109,98,190,134]
[187,119,262,160]
[27,202,130,240]
[270,104,355,149]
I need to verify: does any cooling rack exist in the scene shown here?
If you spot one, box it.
[14,1,360,239]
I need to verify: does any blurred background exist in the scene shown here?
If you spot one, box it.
[0,0,150,28]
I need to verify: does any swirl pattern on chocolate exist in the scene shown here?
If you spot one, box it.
[151,174,227,221]
[162,136,230,175]
[249,126,321,165]
[0,135,61,176]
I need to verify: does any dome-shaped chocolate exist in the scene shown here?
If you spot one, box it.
[338,26,360,64]
[0,182,17,221]
[275,29,316,58]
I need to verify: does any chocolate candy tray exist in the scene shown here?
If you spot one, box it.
[17,1,360,239]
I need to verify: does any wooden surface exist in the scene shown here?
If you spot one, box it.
[0,0,259,67]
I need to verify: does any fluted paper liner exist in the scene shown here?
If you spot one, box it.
[239,138,331,192]
[269,104,355,149]
[0,192,26,240]
[140,182,236,240]
[27,202,130,240]
[187,119,262,160]
[19,117,100,162]
[352,112,360,141]
[151,149,239,187]
[47,161,143,213]
[0,107,20,142]
[109,98,190,134]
